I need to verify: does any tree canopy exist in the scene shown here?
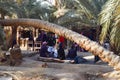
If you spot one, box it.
[0,0,120,55]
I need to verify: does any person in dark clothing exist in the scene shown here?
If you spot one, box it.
[28,32,34,47]
[36,30,47,43]
[66,45,77,60]
[39,42,48,57]
[12,38,17,48]
[57,43,65,60]
[47,33,56,46]
[94,55,100,63]
[70,56,88,64]
[47,33,56,57]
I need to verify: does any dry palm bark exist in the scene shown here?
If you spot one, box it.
[0,19,120,71]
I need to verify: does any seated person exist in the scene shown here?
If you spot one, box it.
[66,45,77,60]
[36,31,47,44]
[39,42,48,57]
[47,33,57,58]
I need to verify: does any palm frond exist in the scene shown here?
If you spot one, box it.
[99,0,120,54]
[54,9,95,25]
[98,0,119,43]
[54,0,107,28]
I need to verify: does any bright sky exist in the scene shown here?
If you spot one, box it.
[36,0,55,5]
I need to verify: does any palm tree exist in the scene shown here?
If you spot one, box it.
[0,1,17,48]
[98,0,120,55]
[0,18,120,71]
[0,1,15,19]
[53,0,120,57]
[52,0,107,48]
[53,0,108,26]
[14,0,55,20]
[0,0,56,48]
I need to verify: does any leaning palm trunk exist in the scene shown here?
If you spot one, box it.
[7,26,17,48]
[0,19,120,70]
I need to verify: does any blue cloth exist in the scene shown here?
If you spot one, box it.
[74,56,87,64]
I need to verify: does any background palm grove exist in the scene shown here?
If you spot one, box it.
[0,0,120,79]
[0,0,120,55]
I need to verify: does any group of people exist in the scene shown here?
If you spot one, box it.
[37,31,78,62]
[37,30,110,64]
[39,41,78,60]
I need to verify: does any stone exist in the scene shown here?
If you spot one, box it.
[9,44,22,66]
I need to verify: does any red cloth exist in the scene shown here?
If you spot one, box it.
[58,36,64,43]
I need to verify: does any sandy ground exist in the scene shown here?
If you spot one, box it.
[0,51,115,80]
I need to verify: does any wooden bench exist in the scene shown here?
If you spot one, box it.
[34,41,41,51]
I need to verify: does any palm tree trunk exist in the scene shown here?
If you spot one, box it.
[0,19,120,70]
[1,14,5,19]
[8,26,17,48]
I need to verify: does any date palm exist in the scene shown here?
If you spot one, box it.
[54,0,120,57]
[0,0,16,19]
[0,0,56,48]
[53,0,107,26]
[0,18,120,71]
[98,0,120,55]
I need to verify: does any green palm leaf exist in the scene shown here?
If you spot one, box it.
[99,0,120,54]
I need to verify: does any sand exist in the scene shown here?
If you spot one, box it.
[0,51,115,80]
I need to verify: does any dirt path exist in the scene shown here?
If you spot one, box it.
[0,51,115,80]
